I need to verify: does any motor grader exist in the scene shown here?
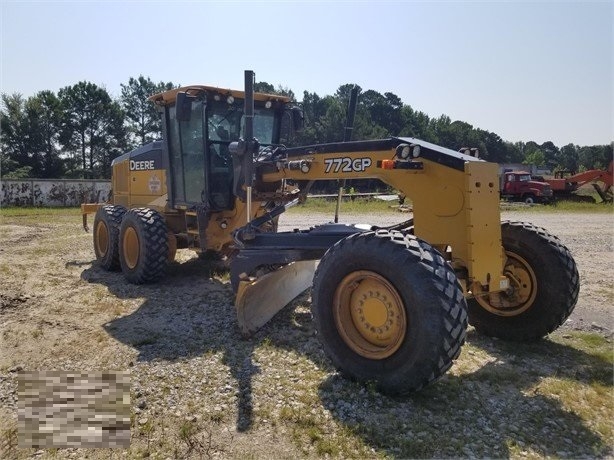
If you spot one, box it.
[82,71,579,394]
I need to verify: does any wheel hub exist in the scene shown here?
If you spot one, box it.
[334,271,406,359]
[476,251,537,316]
[352,284,399,345]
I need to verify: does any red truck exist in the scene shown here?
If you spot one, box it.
[500,170,553,204]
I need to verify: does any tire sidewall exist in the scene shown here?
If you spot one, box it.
[313,232,464,390]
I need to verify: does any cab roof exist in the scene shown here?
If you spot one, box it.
[149,85,291,105]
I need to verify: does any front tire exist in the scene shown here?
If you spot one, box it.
[93,205,126,270]
[468,221,579,341]
[312,230,468,394]
[524,194,536,204]
[119,208,169,284]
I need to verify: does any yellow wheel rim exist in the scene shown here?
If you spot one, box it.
[476,251,537,316]
[123,227,139,269]
[95,221,109,257]
[333,270,406,360]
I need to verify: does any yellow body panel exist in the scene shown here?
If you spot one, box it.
[81,203,103,214]
[112,159,130,194]
[110,156,168,210]
[149,85,290,106]
[461,162,508,291]
[128,169,167,208]
[261,148,506,291]
[203,198,272,251]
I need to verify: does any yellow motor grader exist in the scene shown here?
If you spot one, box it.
[82,71,579,394]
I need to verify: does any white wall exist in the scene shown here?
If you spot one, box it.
[499,164,551,175]
[1,179,111,207]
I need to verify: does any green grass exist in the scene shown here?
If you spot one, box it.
[503,199,613,213]
[287,196,402,215]
[1,195,610,221]
[553,332,614,365]
[289,196,614,215]
[0,206,82,217]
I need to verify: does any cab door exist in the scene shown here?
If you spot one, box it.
[165,99,208,206]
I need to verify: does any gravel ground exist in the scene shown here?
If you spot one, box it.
[0,208,612,458]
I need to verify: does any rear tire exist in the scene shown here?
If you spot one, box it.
[312,230,468,394]
[93,205,126,271]
[119,208,169,284]
[468,221,579,341]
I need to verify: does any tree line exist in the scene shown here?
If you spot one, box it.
[289,83,612,175]
[1,77,612,180]
[1,76,174,179]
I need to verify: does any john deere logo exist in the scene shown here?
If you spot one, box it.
[130,160,155,171]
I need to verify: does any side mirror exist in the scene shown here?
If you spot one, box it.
[176,92,195,122]
[291,106,304,131]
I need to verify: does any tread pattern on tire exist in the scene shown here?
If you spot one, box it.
[93,205,126,271]
[312,229,468,394]
[119,207,168,284]
[468,220,579,341]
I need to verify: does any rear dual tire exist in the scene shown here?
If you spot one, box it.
[93,205,126,270]
[118,208,169,284]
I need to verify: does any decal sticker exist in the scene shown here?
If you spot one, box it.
[323,157,372,174]
[148,174,161,193]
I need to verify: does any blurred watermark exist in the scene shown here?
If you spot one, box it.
[18,370,130,448]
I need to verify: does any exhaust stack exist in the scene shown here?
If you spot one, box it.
[335,86,360,223]
[244,70,255,223]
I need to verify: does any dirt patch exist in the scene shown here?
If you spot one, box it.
[0,294,31,312]
[0,224,46,248]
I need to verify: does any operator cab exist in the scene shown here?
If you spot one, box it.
[150,85,295,211]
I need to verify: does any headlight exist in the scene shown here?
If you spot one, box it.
[396,144,411,159]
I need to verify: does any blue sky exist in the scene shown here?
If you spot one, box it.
[1,1,612,147]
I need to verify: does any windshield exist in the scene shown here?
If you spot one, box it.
[208,101,277,145]
[519,174,532,182]
[248,108,276,145]
[208,102,242,142]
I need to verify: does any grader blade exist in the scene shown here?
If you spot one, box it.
[235,260,317,336]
